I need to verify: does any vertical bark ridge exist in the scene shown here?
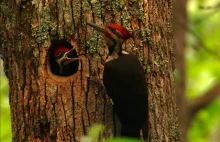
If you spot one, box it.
[71,81,76,141]
[85,76,91,128]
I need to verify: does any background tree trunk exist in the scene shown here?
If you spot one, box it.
[0,0,180,141]
[173,1,220,141]
[173,0,188,141]
[209,120,220,142]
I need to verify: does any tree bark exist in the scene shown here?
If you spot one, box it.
[0,0,179,141]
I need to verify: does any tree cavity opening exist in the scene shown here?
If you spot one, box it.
[47,39,79,77]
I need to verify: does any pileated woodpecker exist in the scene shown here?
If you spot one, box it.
[87,22,148,138]
[50,40,79,76]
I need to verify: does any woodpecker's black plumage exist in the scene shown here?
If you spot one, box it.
[103,53,148,138]
[87,22,148,139]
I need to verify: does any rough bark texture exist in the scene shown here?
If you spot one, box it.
[0,0,179,141]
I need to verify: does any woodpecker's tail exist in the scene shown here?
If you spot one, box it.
[142,123,149,142]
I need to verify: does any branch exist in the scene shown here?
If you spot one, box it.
[194,6,220,24]
[189,82,220,119]
[199,3,220,10]
[174,15,220,59]
[188,27,220,59]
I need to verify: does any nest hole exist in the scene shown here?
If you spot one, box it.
[47,39,79,77]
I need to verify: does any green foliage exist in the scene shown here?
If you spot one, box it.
[81,124,104,142]
[0,65,12,142]
[187,0,220,141]
[189,98,220,142]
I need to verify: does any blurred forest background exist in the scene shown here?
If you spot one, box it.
[0,0,220,141]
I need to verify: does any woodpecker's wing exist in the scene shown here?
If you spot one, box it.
[103,54,147,97]
[103,54,148,124]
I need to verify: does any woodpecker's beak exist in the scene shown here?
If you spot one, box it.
[87,22,106,33]
[62,48,79,65]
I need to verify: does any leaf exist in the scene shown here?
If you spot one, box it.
[80,124,104,142]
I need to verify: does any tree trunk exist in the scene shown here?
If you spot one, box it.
[173,0,188,141]
[0,0,180,141]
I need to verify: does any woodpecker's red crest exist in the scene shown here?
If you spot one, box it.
[104,24,132,40]
[87,22,132,61]
[54,46,70,57]
[87,22,132,42]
